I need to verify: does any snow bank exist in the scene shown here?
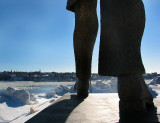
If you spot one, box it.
[147,77,160,113]
[96,80,107,88]
[46,91,57,98]
[1,87,37,105]
[53,78,118,94]
[91,78,118,93]
[52,77,160,95]
[0,94,59,123]
[0,87,60,123]
[54,86,64,93]
[54,85,72,94]
[60,85,70,91]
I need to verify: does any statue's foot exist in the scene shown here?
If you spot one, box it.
[118,74,154,114]
[119,98,154,114]
[74,79,89,98]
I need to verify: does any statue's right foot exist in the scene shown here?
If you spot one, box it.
[74,79,89,98]
[118,74,154,114]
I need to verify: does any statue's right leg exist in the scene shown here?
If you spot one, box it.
[67,0,98,98]
[99,0,154,113]
[72,0,98,98]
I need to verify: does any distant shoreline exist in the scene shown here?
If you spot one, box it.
[0,71,159,82]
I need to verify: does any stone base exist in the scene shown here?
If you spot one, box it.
[26,93,159,123]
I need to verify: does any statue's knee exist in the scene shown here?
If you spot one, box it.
[74,1,98,27]
[74,0,97,14]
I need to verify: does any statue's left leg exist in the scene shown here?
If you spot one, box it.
[67,0,98,98]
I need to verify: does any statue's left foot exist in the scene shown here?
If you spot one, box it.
[74,79,89,98]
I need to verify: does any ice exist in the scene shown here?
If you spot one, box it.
[60,85,70,91]
[148,84,160,113]
[146,77,160,113]
[0,94,59,123]
[14,89,30,104]
[148,76,160,85]
[54,86,63,93]
[91,80,117,93]
[0,88,60,123]
[110,77,118,88]
[70,86,74,91]
[46,91,57,98]
[54,85,72,94]
[1,87,37,105]
[89,78,117,93]
[2,87,16,97]
[30,94,37,102]
[96,80,109,88]
[52,80,118,94]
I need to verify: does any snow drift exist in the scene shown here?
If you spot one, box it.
[1,87,37,105]
[148,76,160,85]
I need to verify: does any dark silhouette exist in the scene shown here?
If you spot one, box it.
[24,1,159,122]
[67,0,155,113]
[119,107,159,123]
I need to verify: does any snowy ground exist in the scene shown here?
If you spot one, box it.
[0,95,60,123]
[148,76,160,113]
[0,77,159,123]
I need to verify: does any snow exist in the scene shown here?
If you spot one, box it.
[148,76,160,85]
[0,87,61,123]
[148,84,160,113]
[0,78,160,123]
[90,78,118,93]
[54,85,72,94]
[60,85,70,91]
[46,91,57,98]
[1,87,36,105]
[54,86,64,94]
[0,94,59,123]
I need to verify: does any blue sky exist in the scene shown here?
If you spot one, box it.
[0,0,159,74]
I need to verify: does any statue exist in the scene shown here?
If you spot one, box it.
[66,0,154,113]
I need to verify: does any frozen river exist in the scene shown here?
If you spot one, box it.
[0,79,152,94]
[0,81,75,94]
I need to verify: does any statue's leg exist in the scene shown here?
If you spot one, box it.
[99,0,146,76]
[99,0,154,112]
[118,74,154,113]
[67,0,98,97]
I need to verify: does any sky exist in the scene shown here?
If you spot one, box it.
[0,0,159,74]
